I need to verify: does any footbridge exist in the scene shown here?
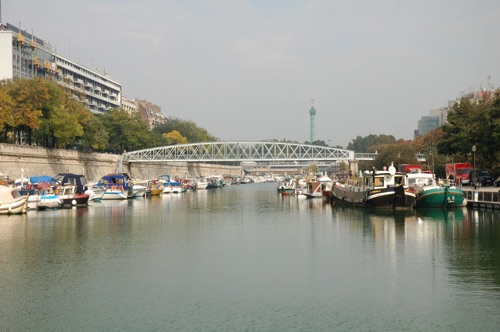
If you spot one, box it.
[123,142,376,163]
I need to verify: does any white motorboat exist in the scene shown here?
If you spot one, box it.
[0,186,27,215]
[101,187,128,200]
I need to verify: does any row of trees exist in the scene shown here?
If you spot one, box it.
[0,78,218,152]
[1,78,498,175]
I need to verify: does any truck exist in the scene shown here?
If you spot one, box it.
[445,163,473,185]
[398,164,422,174]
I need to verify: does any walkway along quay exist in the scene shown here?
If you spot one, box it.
[463,187,500,210]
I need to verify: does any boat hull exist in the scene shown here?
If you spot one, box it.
[37,194,63,210]
[416,187,467,208]
[101,189,128,200]
[0,197,27,214]
[332,184,416,209]
[60,194,89,207]
[365,187,416,209]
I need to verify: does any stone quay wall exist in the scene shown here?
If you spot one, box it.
[0,144,240,181]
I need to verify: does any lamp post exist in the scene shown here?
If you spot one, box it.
[472,145,476,188]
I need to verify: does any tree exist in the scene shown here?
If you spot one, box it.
[348,134,396,152]
[80,116,109,151]
[153,117,218,143]
[162,130,187,145]
[100,108,152,152]
[0,87,14,141]
[438,91,500,170]
[2,78,48,144]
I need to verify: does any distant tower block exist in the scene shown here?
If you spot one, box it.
[309,99,317,142]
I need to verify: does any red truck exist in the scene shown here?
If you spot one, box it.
[445,163,473,185]
[398,164,423,173]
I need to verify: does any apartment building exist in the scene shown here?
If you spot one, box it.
[0,23,121,114]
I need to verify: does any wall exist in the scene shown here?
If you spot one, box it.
[0,144,240,181]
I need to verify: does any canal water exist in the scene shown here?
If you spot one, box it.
[1,182,500,331]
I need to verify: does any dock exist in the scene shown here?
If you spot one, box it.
[463,187,500,209]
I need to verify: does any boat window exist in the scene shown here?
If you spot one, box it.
[394,176,404,185]
[374,177,384,187]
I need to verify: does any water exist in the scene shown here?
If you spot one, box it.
[1,182,500,331]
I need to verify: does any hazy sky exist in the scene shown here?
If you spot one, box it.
[4,0,499,146]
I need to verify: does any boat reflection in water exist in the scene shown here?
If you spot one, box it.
[416,207,468,223]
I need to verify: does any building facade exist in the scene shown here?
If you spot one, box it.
[137,99,165,129]
[0,23,121,114]
[121,97,165,129]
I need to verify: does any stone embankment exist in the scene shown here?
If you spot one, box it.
[0,143,240,181]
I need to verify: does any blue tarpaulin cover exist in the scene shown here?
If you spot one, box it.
[29,176,54,184]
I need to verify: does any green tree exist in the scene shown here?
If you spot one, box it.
[0,87,15,140]
[81,116,109,151]
[438,91,500,170]
[100,108,152,152]
[153,117,218,143]
[348,134,396,152]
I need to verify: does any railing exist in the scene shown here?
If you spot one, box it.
[463,189,500,208]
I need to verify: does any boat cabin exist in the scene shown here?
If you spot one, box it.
[53,173,88,193]
[364,165,407,190]
[99,173,132,190]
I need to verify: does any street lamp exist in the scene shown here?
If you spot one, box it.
[472,145,476,188]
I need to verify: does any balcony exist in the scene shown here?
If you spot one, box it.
[75,79,84,86]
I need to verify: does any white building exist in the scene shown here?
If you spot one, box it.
[0,23,121,114]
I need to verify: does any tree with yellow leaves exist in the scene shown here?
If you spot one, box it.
[162,130,187,145]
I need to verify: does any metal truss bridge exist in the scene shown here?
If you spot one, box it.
[123,142,376,163]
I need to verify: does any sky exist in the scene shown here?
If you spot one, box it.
[3,0,500,147]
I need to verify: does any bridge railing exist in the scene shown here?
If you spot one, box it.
[354,153,378,160]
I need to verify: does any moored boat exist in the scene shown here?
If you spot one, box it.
[302,175,333,199]
[37,188,63,210]
[407,172,467,208]
[101,187,128,200]
[57,185,89,207]
[277,177,299,196]
[0,186,27,215]
[331,163,416,209]
[52,173,90,207]
[98,173,134,199]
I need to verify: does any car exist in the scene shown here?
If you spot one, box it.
[466,170,494,187]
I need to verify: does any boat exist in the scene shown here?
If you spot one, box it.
[196,179,209,189]
[406,172,467,208]
[131,183,148,197]
[36,188,63,210]
[148,180,164,196]
[98,173,134,199]
[52,173,90,206]
[57,185,89,207]
[0,186,28,214]
[331,163,416,209]
[158,174,183,194]
[277,178,299,196]
[101,187,128,200]
[302,175,333,198]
